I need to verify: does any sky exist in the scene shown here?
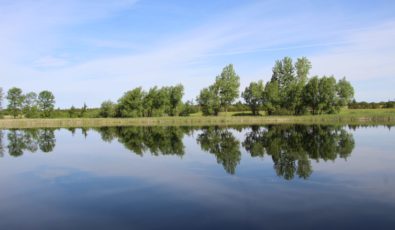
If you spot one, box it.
[1,0,395,108]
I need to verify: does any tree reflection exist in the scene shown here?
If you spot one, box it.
[95,126,192,156]
[6,129,56,157]
[242,125,355,180]
[1,125,356,180]
[196,127,241,174]
[37,129,56,152]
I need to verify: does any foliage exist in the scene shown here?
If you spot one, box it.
[215,64,240,112]
[116,88,145,118]
[198,64,240,115]
[38,90,55,118]
[23,92,39,118]
[242,125,354,179]
[196,127,241,174]
[242,80,264,115]
[7,87,24,118]
[99,100,116,118]
[197,86,221,116]
[79,103,88,118]
[68,106,77,118]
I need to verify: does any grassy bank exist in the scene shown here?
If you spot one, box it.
[0,108,395,128]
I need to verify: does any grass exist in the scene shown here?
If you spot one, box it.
[0,108,395,129]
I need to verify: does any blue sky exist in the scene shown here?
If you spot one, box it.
[1,0,395,108]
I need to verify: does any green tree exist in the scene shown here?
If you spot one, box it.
[7,87,24,118]
[318,76,338,114]
[263,81,280,115]
[168,84,184,116]
[79,103,88,117]
[295,57,312,85]
[99,100,116,118]
[242,80,264,115]
[23,92,39,118]
[336,77,354,107]
[302,76,320,114]
[68,106,77,118]
[197,86,221,116]
[214,64,240,113]
[38,90,55,118]
[116,87,145,117]
[179,100,195,116]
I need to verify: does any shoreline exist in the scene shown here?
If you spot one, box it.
[0,114,395,128]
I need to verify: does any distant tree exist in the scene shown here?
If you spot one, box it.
[214,64,240,113]
[302,76,320,115]
[168,84,184,116]
[7,87,24,118]
[263,81,280,115]
[23,92,39,118]
[197,86,221,116]
[336,77,354,107]
[242,80,264,115]
[179,100,196,116]
[99,100,116,118]
[295,57,312,85]
[302,76,338,114]
[38,90,55,118]
[116,87,145,117]
[79,103,88,118]
[68,105,77,118]
[318,76,338,114]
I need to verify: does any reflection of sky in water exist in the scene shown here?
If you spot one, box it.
[0,126,394,230]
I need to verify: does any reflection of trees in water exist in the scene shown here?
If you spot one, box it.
[1,125,357,180]
[196,127,241,175]
[95,126,193,156]
[242,125,355,180]
[6,129,56,157]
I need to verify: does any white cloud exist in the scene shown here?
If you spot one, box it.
[310,21,395,81]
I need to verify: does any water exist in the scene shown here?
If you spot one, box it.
[0,125,394,229]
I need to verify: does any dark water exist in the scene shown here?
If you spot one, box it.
[0,125,394,230]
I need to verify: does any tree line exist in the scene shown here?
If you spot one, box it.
[0,56,359,118]
[0,87,56,118]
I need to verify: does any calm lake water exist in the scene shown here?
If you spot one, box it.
[0,125,394,229]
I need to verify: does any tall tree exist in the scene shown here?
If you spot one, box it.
[295,57,312,84]
[23,92,38,118]
[99,100,116,118]
[7,87,24,118]
[38,90,55,118]
[116,87,145,117]
[168,84,184,116]
[302,76,320,115]
[214,64,240,113]
[197,86,221,116]
[242,80,264,115]
[336,77,354,107]
[263,81,280,115]
[318,76,338,114]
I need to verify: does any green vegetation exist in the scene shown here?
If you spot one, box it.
[0,108,394,129]
[0,125,357,179]
[0,56,393,127]
[197,64,240,115]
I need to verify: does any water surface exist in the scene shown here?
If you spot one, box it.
[0,125,394,229]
